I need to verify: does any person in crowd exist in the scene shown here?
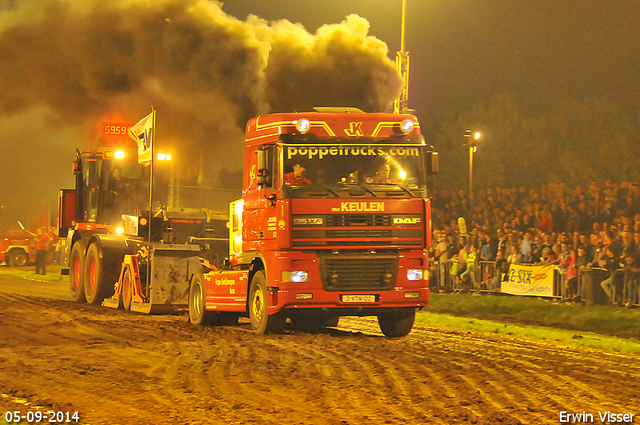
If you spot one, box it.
[622,252,640,308]
[505,232,520,258]
[507,245,523,265]
[434,232,450,289]
[540,233,554,257]
[451,236,468,289]
[634,231,640,251]
[47,227,58,265]
[434,232,449,263]
[496,228,509,254]
[460,243,478,293]
[588,232,606,268]
[481,235,497,262]
[531,234,544,263]
[620,231,637,261]
[538,210,554,233]
[490,249,509,291]
[578,233,595,263]
[552,243,563,261]
[538,247,557,264]
[561,246,577,300]
[35,227,52,275]
[520,232,533,263]
[600,244,623,304]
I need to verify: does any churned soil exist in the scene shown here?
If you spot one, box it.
[0,273,639,425]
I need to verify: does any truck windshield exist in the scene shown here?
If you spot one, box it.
[280,140,428,198]
[83,157,149,225]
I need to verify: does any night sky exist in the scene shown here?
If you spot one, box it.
[223,0,640,131]
[0,0,638,226]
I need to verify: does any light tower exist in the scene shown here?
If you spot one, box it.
[393,0,409,114]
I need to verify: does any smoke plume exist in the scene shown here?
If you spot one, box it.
[0,0,401,223]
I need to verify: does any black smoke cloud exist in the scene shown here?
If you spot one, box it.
[0,0,401,223]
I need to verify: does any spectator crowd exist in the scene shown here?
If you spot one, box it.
[429,181,640,307]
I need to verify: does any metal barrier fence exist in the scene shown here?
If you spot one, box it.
[433,260,500,293]
[432,258,640,306]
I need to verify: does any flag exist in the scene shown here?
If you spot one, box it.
[128,111,154,165]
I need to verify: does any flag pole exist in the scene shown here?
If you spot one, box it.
[147,106,156,296]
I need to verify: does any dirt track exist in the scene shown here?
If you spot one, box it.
[0,272,639,425]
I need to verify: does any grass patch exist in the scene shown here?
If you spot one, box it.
[416,311,640,353]
[0,265,68,282]
[423,292,640,340]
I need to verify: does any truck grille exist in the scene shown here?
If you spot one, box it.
[326,229,392,238]
[292,213,423,248]
[319,254,398,291]
[325,214,391,227]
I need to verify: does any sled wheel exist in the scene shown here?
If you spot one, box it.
[122,265,133,311]
[189,272,215,326]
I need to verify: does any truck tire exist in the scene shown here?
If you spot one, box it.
[8,250,28,267]
[84,243,117,305]
[189,271,215,326]
[249,271,284,334]
[122,265,133,311]
[377,308,416,338]
[69,242,86,303]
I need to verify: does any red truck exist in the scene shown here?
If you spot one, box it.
[191,108,437,336]
[59,108,437,337]
[0,230,36,267]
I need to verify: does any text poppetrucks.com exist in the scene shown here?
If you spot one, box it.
[559,411,636,423]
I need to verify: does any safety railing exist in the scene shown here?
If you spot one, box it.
[432,258,640,306]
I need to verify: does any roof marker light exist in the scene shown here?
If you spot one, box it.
[295,118,310,134]
[400,119,414,134]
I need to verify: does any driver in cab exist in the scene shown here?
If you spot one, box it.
[284,161,312,186]
[372,164,397,184]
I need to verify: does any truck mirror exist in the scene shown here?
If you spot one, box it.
[257,148,268,174]
[256,147,271,187]
[426,151,439,175]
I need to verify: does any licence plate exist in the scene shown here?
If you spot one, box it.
[341,294,376,303]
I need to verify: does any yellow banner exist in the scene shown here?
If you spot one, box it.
[501,264,555,297]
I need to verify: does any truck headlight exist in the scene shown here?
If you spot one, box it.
[406,269,424,281]
[295,118,310,134]
[400,119,414,134]
[282,270,309,283]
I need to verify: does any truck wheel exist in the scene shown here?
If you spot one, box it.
[377,308,416,337]
[69,243,86,303]
[189,272,215,326]
[249,271,284,334]
[122,265,133,311]
[84,243,113,305]
[8,250,28,267]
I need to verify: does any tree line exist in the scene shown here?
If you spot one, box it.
[431,92,639,191]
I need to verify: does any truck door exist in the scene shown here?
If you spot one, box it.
[242,146,278,249]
